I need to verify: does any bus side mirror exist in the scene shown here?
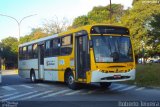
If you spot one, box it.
[89,40,93,48]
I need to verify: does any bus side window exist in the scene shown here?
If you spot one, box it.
[45,40,50,57]
[61,35,73,55]
[28,45,32,59]
[22,46,27,60]
[33,44,38,58]
[19,47,23,60]
[52,38,60,56]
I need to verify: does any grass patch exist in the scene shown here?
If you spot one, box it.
[123,63,160,87]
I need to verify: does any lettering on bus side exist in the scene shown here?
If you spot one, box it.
[46,61,55,66]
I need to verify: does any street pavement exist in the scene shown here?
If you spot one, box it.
[0,70,160,107]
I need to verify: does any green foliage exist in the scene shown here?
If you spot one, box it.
[72,15,89,28]
[1,37,18,53]
[30,28,48,40]
[132,0,139,5]
[1,37,18,68]
[148,14,160,53]
[121,0,160,55]
[19,35,32,44]
[72,4,126,28]
[72,1,160,56]
[19,28,48,44]
[87,6,109,23]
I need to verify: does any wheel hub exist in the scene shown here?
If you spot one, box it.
[31,74,35,82]
[68,75,74,85]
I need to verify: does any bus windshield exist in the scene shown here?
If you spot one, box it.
[92,36,133,63]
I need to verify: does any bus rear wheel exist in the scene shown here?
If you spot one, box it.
[30,71,37,83]
[66,71,78,90]
[100,82,111,88]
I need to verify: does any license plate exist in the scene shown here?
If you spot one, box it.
[113,75,121,79]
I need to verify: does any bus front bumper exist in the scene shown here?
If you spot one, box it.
[91,69,136,82]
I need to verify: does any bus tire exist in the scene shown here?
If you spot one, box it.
[30,70,37,83]
[66,71,78,90]
[100,82,111,88]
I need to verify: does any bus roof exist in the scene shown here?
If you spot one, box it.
[58,24,128,36]
[19,34,58,47]
[19,24,128,47]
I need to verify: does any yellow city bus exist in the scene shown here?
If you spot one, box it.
[18,24,136,89]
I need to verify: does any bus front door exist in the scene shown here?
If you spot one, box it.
[38,44,44,79]
[75,34,90,80]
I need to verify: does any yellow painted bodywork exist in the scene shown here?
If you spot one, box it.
[55,24,136,83]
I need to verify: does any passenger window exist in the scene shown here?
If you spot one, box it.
[28,45,32,59]
[45,40,51,57]
[33,44,38,58]
[61,35,73,55]
[51,38,60,56]
[62,35,72,46]
[23,46,27,59]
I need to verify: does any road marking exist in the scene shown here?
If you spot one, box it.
[80,89,98,95]
[87,90,96,94]
[2,91,38,101]
[135,87,145,91]
[20,85,33,89]
[2,86,16,91]
[36,83,49,87]
[118,86,136,92]
[42,89,70,98]
[0,92,19,99]
[21,90,54,100]
[65,90,82,95]
[110,85,125,91]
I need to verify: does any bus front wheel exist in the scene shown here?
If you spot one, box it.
[66,71,78,90]
[100,82,111,88]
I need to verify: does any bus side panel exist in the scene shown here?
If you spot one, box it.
[58,56,70,82]
[86,48,97,83]
[44,57,58,81]
[58,56,71,82]
[58,71,64,82]
[18,59,38,79]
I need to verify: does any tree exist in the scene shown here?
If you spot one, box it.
[121,0,160,56]
[72,15,89,28]
[1,37,18,69]
[19,28,48,44]
[30,28,48,40]
[43,16,70,35]
[147,14,160,54]
[19,16,70,45]
[19,35,32,44]
[72,4,126,28]
[1,37,18,53]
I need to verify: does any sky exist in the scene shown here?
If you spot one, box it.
[0,0,133,40]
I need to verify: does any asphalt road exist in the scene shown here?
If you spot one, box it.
[0,70,160,107]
